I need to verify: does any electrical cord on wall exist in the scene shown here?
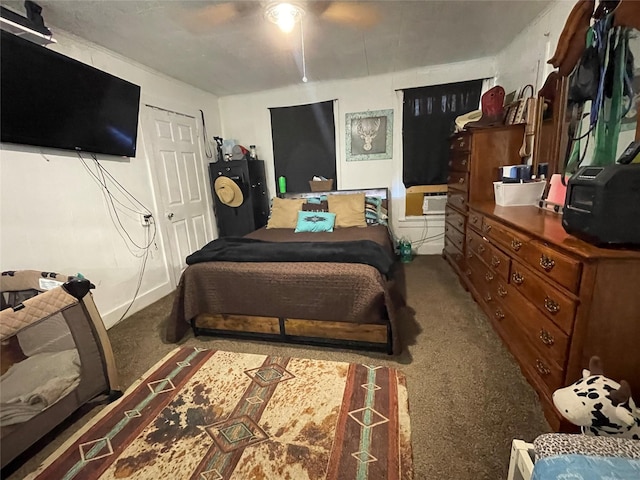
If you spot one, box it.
[118,220,151,322]
[78,152,157,322]
[78,153,156,251]
[411,215,444,250]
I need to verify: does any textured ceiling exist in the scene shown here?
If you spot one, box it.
[2,1,553,96]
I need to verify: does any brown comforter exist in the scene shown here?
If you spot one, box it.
[166,225,402,352]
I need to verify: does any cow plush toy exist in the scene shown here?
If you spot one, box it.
[553,356,640,439]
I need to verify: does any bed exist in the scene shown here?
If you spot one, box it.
[165,188,405,353]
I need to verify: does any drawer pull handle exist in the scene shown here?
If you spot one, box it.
[497,285,508,298]
[458,177,465,184]
[458,220,464,228]
[467,251,473,259]
[512,272,524,285]
[540,254,556,272]
[465,269,472,277]
[485,272,494,282]
[471,215,479,224]
[491,256,501,268]
[494,308,505,320]
[511,239,522,251]
[484,293,492,302]
[535,359,551,376]
[450,144,454,150]
[539,329,555,346]
[544,297,560,314]
[461,158,467,166]
[477,245,486,254]
[483,224,492,233]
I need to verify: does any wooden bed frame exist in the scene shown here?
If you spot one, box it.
[192,314,392,352]
[191,187,395,353]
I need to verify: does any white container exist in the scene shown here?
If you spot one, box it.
[493,181,547,207]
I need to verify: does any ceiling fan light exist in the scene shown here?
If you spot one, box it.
[265,2,304,33]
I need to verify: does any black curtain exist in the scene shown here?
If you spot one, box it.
[402,80,483,188]
[270,101,336,194]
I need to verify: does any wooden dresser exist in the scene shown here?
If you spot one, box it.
[461,203,640,430]
[443,125,524,280]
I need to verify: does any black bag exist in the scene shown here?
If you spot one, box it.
[568,45,601,103]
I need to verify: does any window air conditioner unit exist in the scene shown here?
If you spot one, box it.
[422,192,448,215]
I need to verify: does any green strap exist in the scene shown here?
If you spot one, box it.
[592,27,628,166]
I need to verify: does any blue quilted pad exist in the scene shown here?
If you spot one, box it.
[532,454,640,479]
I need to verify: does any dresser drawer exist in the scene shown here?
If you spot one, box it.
[519,241,582,294]
[482,216,530,255]
[444,238,467,274]
[449,152,470,172]
[449,133,471,152]
[445,206,466,234]
[468,210,484,233]
[467,252,498,305]
[466,229,511,282]
[494,301,565,395]
[510,259,577,335]
[448,171,469,191]
[445,222,465,251]
[447,188,468,212]
[492,279,569,369]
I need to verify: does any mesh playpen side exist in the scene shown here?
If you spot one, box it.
[0,270,121,469]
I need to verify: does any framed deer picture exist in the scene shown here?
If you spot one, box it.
[345,109,393,161]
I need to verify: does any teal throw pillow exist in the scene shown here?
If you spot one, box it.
[306,195,329,204]
[294,211,336,233]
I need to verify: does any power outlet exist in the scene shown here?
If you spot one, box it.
[140,214,152,227]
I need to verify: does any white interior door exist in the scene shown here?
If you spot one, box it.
[144,107,214,286]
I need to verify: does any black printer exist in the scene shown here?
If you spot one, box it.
[562,164,640,247]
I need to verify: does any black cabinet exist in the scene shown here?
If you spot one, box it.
[209,159,269,237]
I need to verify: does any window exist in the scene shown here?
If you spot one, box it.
[269,101,336,194]
[402,80,483,188]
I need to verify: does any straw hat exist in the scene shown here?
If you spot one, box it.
[214,176,244,207]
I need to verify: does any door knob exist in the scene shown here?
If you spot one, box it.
[167,212,174,220]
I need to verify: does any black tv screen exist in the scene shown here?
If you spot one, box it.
[1,30,141,157]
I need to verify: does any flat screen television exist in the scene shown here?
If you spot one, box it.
[1,30,141,157]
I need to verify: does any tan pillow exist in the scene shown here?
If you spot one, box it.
[266,197,305,229]
[328,193,367,228]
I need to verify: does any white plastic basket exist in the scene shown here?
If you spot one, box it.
[493,181,546,207]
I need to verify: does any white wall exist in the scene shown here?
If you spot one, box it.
[219,57,496,254]
[0,29,222,328]
[495,0,574,94]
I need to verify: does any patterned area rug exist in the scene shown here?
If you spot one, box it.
[26,347,413,479]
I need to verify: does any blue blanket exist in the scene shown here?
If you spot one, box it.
[532,454,640,479]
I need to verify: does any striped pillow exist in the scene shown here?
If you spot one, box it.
[365,196,388,226]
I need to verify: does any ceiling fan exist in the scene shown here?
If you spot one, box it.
[176,1,381,35]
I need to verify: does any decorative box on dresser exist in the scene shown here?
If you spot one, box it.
[443,125,525,280]
[464,203,640,430]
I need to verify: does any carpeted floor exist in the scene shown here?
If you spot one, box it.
[6,255,550,479]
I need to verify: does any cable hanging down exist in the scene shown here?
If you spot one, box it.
[77,153,158,322]
[300,20,307,83]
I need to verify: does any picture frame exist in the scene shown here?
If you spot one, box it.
[345,109,393,161]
